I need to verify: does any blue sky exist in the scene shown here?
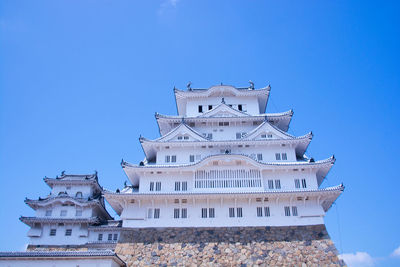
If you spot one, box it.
[0,1,399,266]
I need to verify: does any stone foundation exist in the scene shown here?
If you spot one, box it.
[115,224,345,266]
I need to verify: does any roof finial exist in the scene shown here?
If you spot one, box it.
[187,81,192,91]
[94,170,98,176]
[267,84,271,90]
[181,117,185,124]
[220,82,223,85]
[121,158,125,165]
[221,97,225,104]
[124,181,127,187]
[61,170,65,176]
[249,80,255,90]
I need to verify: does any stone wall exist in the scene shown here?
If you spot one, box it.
[115,224,345,266]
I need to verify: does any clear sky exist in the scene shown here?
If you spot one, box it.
[0,1,399,266]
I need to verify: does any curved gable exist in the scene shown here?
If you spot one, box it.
[198,103,250,118]
[243,121,295,140]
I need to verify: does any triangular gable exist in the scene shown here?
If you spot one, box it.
[151,123,208,142]
[242,121,295,140]
[198,103,250,118]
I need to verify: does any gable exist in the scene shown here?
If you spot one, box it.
[198,103,249,118]
[242,121,294,140]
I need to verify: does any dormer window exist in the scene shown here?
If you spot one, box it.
[75,192,83,198]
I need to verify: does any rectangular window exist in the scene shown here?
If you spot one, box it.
[154,208,160,219]
[284,206,291,216]
[275,153,281,160]
[267,134,273,138]
[229,208,235,218]
[108,234,113,241]
[224,122,229,126]
[268,180,274,189]
[175,181,181,191]
[257,153,263,161]
[264,207,271,217]
[292,206,298,216]
[60,210,67,217]
[177,136,183,140]
[174,208,180,219]
[98,233,103,241]
[189,155,195,162]
[183,136,189,140]
[208,105,213,110]
[238,104,243,111]
[155,182,161,191]
[45,210,52,216]
[282,153,288,160]
[237,208,243,217]
[301,179,307,188]
[65,229,72,236]
[209,208,215,218]
[219,122,224,126]
[236,132,242,139]
[171,155,177,162]
[198,105,203,113]
[275,180,281,189]
[257,207,263,217]
[207,133,213,139]
[201,208,208,218]
[75,209,82,217]
[165,155,170,163]
[261,134,266,138]
[113,234,118,241]
[181,208,187,218]
[295,179,300,189]
[182,181,188,191]
[150,182,154,191]
[148,209,153,219]
[50,229,57,236]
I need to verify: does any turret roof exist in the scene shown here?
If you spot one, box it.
[43,172,102,191]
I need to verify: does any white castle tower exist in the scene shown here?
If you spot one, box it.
[22,172,121,248]
[105,83,343,228]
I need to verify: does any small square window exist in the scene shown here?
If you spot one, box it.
[60,210,67,217]
[171,155,177,162]
[45,210,52,216]
[181,208,187,218]
[275,153,281,160]
[177,136,183,140]
[113,234,118,241]
[284,206,291,216]
[50,229,57,236]
[208,105,212,110]
[201,208,208,218]
[189,155,195,162]
[292,206,298,216]
[108,234,113,241]
[98,233,103,241]
[295,179,300,189]
[282,153,288,160]
[183,136,189,140]
[237,208,243,218]
[154,208,160,219]
[209,208,215,218]
[65,229,72,236]
[182,181,188,191]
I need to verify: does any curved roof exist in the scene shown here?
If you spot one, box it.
[174,84,271,115]
[104,184,344,215]
[121,154,335,187]
[44,172,102,191]
[20,216,101,226]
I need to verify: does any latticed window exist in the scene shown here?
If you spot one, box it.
[165,155,170,163]
[155,182,161,191]
[275,180,281,189]
[268,180,274,189]
[237,208,243,217]
[182,181,188,191]
[257,153,263,161]
[98,233,103,241]
[209,208,215,218]
[264,207,270,217]
[174,208,180,219]
[301,179,307,188]
[65,229,72,236]
[189,155,195,162]
[229,208,235,218]
[154,208,160,219]
[149,182,154,191]
[275,153,281,160]
[113,234,118,241]
[175,181,180,191]
[257,207,263,217]
[171,155,177,162]
[201,208,208,218]
[181,208,187,218]
[294,179,300,188]
[292,206,298,216]
[282,153,288,160]
[108,234,113,241]
[284,206,291,216]
[50,229,57,236]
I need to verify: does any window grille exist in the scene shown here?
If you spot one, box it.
[45,210,52,216]
[154,208,160,219]
[275,153,281,160]
[194,169,262,189]
[284,206,291,216]
[108,234,113,241]
[282,153,288,160]
[201,208,208,218]
[257,153,263,161]
[292,206,298,216]
[237,208,243,217]
[268,180,274,189]
[113,234,118,241]
[98,233,103,241]
[65,229,72,236]
[165,155,170,163]
[264,207,270,217]
[175,181,181,191]
[229,208,235,218]
[171,155,177,162]
[301,179,307,188]
[75,209,82,217]
[60,210,67,217]
[174,208,180,219]
[181,208,187,218]
[257,207,263,217]
[149,182,154,191]
[209,208,215,218]
[155,182,161,191]
[50,229,57,236]
[275,180,281,189]
[295,179,300,188]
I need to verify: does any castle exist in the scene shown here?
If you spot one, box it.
[0,83,345,266]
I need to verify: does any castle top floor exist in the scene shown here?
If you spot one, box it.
[174,84,270,117]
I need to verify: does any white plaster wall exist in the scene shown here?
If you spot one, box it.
[87,230,120,243]
[0,258,120,267]
[138,168,318,194]
[29,224,88,246]
[155,144,297,165]
[35,205,93,218]
[186,96,260,117]
[51,185,93,199]
[121,197,325,228]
